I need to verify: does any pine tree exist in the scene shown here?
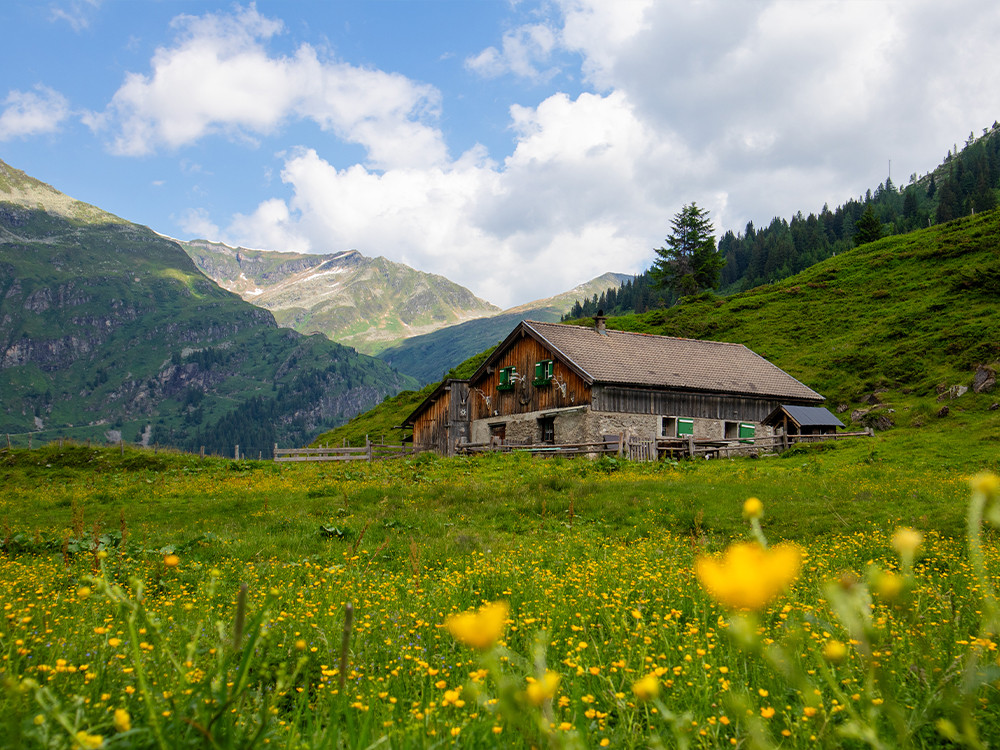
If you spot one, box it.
[854,205,883,246]
[651,203,725,297]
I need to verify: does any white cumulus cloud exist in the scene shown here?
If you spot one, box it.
[99,5,446,169]
[0,85,70,141]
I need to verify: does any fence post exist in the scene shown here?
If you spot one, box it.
[120,439,124,456]
[200,445,205,459]
[28,435,32,449]
[367,438,373,463]
[687,435,695,458]
[235,444,240,460]
[5,434,10,450]
[273,443,278,461]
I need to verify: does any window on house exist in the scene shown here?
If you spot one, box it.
[497,366,516,391]
[533,359,554,385]
[677,418,694,437]
[738,422,755,442]
[538,416,555,444]
[661,416,676,437]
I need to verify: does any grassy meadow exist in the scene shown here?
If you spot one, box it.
[2,423,999,748]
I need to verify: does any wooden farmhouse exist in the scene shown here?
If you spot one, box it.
[404,317,827,456]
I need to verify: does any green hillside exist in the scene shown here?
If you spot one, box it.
[0,159,415,454]
[606,209,1000,412]
[333,209,1000,447]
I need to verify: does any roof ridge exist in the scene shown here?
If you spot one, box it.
[527,319,746,347]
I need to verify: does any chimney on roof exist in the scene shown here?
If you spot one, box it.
[594,309,607,335]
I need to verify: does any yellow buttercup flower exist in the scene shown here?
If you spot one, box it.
[971,472,999,497]
[74,731,104,749]
[631,673,660,701]
[822,639,848,664]
[891,527,923,558]
[525,670,561,706]
[874,571,904,601]
[743,497,764,520]
[444,601,508,650]
[113,708,131,733]
[696,542,802,611]
[163,554,180,568]
[76,586,92,600]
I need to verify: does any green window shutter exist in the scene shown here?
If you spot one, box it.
[738,423,755,439]
[535,361,543,380]
[545,360,554,379]
[677,419,694,436]
[499,368,509,386]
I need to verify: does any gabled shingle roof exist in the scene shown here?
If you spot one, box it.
[521,320,823,402]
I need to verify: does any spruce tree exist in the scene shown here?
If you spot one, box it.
[854,205,883,246]
[651,203,725,297]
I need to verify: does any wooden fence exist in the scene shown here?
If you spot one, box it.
[455,429,873,461]
[274,440,411,463]
[274,429,873,463]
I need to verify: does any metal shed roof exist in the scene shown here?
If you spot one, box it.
[763,404,845,428]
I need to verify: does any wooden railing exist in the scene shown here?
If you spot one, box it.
[274,440,412,463]
[276,429,873,463]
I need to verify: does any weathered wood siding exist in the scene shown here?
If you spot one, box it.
[592,385,805,423]
[412,389,451,453]
[412,381,471,455]
[469,333,590,421]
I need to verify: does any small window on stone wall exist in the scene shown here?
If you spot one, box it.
[538,416,555,444]
[661,416,676,437]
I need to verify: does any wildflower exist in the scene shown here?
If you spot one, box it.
[760,707,775,719]
[696,542,802,611]
[445,601,508,650]
[74,731,104,749]
[295,639,307,651]
[631,673,660,701]
[970,472,999,497]
[77,586,92,600]
[525,671,561,706]
[113,709,131,732]
[874,571,904,602]
[743,497,764,520]
[822,640,848,664]
[891,528,923,558]
[163,554,180,568]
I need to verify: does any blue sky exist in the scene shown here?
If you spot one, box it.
[3,1,999,307]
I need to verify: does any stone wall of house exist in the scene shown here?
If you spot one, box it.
[469,406,775,449]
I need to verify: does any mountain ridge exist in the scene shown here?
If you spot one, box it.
[180,239,501,354]
[0,158,414,454]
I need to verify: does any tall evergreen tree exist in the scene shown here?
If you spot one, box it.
[651,203,725,297]
[854,205,883,246]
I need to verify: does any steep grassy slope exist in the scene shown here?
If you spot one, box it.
[181,240,500,354]
[607,210,1000,410]
[332,210,1000,448]
[0,159,415,453]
